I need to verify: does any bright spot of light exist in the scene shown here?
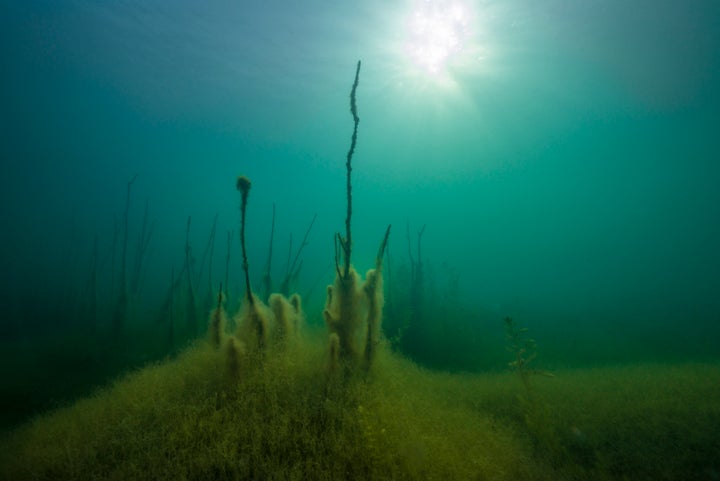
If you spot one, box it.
[404,0,471,76]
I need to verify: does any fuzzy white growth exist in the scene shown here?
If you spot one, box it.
[269,293,295,346]
[225,336,245,380]
[324,226,389,374]
[363,267,384,368]
[289,293,304,334]
[208,302,228,349]
[235,293,272,354]
[323,268,366,363]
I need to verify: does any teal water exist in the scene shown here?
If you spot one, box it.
[1,0,719,424]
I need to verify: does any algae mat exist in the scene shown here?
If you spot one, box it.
[1,337,718,481]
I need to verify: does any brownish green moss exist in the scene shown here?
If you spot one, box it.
[1,331,717,481]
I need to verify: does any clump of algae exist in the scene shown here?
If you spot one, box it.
[3,337,719,480]
[0,335,551,481]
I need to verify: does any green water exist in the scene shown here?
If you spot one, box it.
[1,1,719,478]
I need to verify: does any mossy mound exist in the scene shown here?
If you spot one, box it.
[1,334,718,480]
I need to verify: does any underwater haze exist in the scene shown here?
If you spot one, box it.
[2,0,720,435]
[3,1,720,479]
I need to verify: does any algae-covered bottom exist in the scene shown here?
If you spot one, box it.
[1,334,718,481]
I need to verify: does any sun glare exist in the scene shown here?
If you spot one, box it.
[404,0,471,76]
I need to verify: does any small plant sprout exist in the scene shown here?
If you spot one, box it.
[504,316,553,398]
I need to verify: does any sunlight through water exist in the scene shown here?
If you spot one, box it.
[404,0,473,76]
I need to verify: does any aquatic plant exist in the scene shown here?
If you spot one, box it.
[504,316,550,398]
[322,60,392,375]
[196,213,218,311]
[183,216,199,337]
[236,175,253,304]
[233,175,270,354]
[5,340,718,481]
[208,283,227,349]
[269,292,303,349]
[229,175,306,364]
[363,226,391,368]
[279,213,317,296]
[130,197,155,301]
[503,316,564,461]
[111,173,138,338]
[391,223,426,354]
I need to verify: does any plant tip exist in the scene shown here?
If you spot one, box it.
[236,175,252,194]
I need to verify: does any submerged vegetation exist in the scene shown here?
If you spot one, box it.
[1,342,718,480]
[1,62,720,481]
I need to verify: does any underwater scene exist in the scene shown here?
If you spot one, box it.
[2,0,720,479]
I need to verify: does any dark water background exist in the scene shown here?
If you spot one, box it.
[2,0,720,384]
